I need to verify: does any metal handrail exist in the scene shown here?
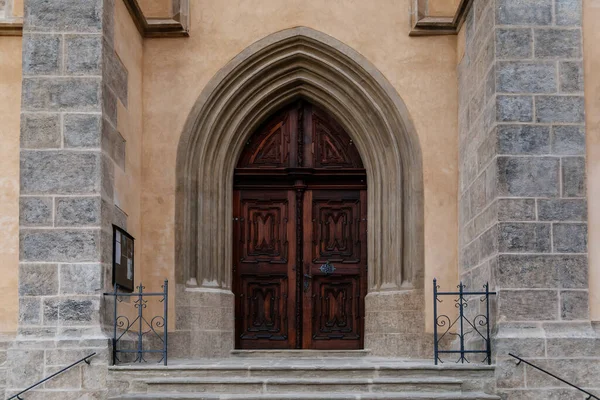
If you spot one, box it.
[7,353,96,400]
[509,353,599,400]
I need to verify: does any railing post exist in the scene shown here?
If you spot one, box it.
[112,282,118,365]
[485,282,492,365]
[163,279,169,366]
[458,281,465,363]
[137,283,144,362]
[433,278,438,365]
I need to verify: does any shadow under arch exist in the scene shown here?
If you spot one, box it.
[174,27,426,356]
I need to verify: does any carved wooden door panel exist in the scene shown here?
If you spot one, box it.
[233,189,297,349]
[302,189,367,349]
[233,100,367,350]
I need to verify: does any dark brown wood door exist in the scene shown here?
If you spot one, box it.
[233,101,367,350]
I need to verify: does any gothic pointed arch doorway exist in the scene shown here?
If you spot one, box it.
[233,100,367,349]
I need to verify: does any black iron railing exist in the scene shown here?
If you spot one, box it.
[509,354,600,400]
[104,280,168,365]
[433,279,496,365]
[7,353,96,399]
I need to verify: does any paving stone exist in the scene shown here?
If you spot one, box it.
[477,129,496,171]
[19,263,58,296]
[496,28,532,59]
[103,86,118,126]
[497,124,549,154]
[55,196,101,226]
[498,289,559,321]
[22,77,101,112]
[18,297,41,325]
[535,96,584,123]
[553,223,587,253]
[497,199,536,221]
[103,42,128,107]
[44,365,82,389]
[479,224,499,260]
[552,125,585,155]
[59,298,100,325]
[495,359,525,389]
[497,61,556,94]
[21,151,100,195]
[496,96,533,122]
[60,264,102,295]
[537,199,586,221]
[6,350,44,388]
[65,35,102,76]
[25,0,103,32]
[19,196,53,227]
[547,337,600,357]
[22,34,61,75]
[498,222,551,253]
[556,255,589,289]
[497,388,584,400]
[559,61,583,93]
[42,298,59,325]
[494,337,546,358]
[473,201,498,237]
[562,156,586,197]
[560,290,590,320]
[496,0,553,25]
[64,113,101,148]
[556,0,582,26]
[102,121,126,170]
[496,255,558,289]
[497,157,559,197]
[20,113,61,149]
[20,229,100,262]
[534,28,581,58]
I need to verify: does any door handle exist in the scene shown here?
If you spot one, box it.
[303,274,312,292]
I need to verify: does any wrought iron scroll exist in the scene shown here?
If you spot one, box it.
[433,278,495,365]
[104,280,168,365]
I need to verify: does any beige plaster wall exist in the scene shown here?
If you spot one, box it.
[12,0,23,17]
[112,0,145,318]
[428,0,461,17]
[138,0,172,18]
[584,0,600,322]
[142,0,459,332]
[0,37,22,333]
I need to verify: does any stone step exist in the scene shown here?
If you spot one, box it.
[145,377,463,394]
[109,392,501,400]
[109,360,495,380]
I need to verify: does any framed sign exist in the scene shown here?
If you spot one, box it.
[113,225,135,292]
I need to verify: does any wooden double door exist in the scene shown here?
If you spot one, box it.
[233,101,368,350]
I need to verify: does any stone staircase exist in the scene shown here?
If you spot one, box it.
[107,354,499,400]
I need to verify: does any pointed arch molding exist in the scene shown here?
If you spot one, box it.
[176,27,424,292]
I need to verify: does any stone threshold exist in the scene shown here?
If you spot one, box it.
[230,349,371,358]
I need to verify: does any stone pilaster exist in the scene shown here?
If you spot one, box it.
[459,0,596,398]
[4,0,123,397]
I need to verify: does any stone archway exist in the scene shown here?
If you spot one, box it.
[174,27,426,358]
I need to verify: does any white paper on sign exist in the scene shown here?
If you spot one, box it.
[127,258,133,280]
[115,242,121,264]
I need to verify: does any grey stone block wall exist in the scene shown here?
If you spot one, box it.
[4,0,129,397]
[458,0,596,398]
